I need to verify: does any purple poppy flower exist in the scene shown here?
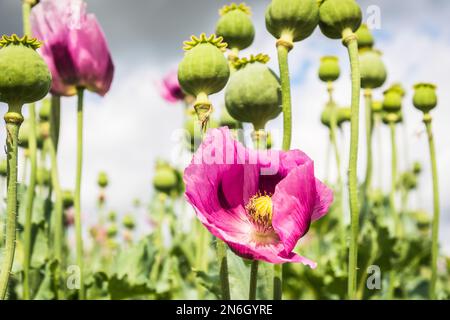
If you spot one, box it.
[157,70,185,103]
[184,127,333,267]
[31,0,114,96]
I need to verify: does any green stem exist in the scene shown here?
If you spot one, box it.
[425,117,440,300]
[389,122,400,236]
[22,153,28,184]
[47,107,64,298]
[51,96,61,150]
[249,260,259,300]
[217,240,230,300]
[0,108,23,300]
[22,103,37,300]
[277,42,292,151]
[363,90,374,195]
[343,30,361,300]
[74,88,85,299]
[273,264,282,300]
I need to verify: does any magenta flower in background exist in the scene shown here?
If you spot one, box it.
[31,0,114,96]
[184,128,333,266]
[157,70,185,103]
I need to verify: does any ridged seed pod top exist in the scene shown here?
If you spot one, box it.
[265,0,319,43]
[355,24,374,49]
[318,56,340,83]
[0,35,51,106]
[178,34,230,97]
[225,54,282,130]
[413,83,437,113]
[359,49,387,89]
[318,0,362,39]
[216,3,255,51]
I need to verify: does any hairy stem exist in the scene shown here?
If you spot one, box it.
[277,44,293,151]
[74,88,85,299]
[0,109,23,299]
[425,117,440,300]
[249,260,259,300]
[343,29,361,300]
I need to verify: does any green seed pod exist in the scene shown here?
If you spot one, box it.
[359,49,387,89]
[318,56,340,83]
[36,168,50,186]
[108,211,117,222]
[413,83,437,114]
[219,106,241,129]
[382,86,404,113]
[18,119,44,149]
[62,190,74,209]
[97,171,109,188]
[216,3,255,51]
[355,24,374,49]
[400,171,417,191]
[153,164,178,195]
[412,161,422,175]
[0,159,7,177]
[225,54,282,130]
[265,0,319,43]
[369,189,386,208]
[122,214,135,230]
[337,106,351,126]
[318,0,362,40]
[178,34,229,126]
[0,35,51,107]
[38,98,51,121]
[371,100,383,114]
[410,210,431,233]
[39,121,50,140]
[107,224,118,238]
[320,104,332,128]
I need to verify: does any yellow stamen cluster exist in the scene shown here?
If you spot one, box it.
[0,34,41,50]
[246,193,273,226]
[183,33,227,52]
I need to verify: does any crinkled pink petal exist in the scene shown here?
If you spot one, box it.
[312,179,334,221]
[271,160,316,254]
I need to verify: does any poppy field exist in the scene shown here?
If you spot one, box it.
[0,0,448,301]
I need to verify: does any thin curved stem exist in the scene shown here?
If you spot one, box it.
[425,118,440,300]
[74,88,85,299]
[22,103,37,300]
[21,0,37,301]
[0,110,23,300]
[389,122,400,236]
[343,30,361,300]
[277,43,292,151]
[363,90,373,194]
[249,260,259,300]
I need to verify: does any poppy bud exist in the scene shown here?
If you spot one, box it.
[0,35,51,107]
[108,211,117,222]
[410,210,431,233]
[62,190,74,209]
[355,24,374,50]
[122,214,135,230]
[413,83,437,114]
[36,168,50,186]
[360,49,387,89]
[97,171,109,188]
[0,159,7,177]
[412,161,422,175]
[318,56,340,83]
[318,0,362,40]
[320,104,332,128]
[369,189,386,208]
[265,0,319,44]
[400,171,417,191]
[153,164,178,195]
[18,119,44,149]
[38,98,51,122]
[371,100,383,114]
[216,3,255,51]
[225,54,282,130]
[107,224,118,238]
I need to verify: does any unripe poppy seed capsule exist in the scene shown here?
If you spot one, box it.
[62,190,74,209]
[97,171,109,188]
[413,83,437,114]
[337,107,351,126]
[0,35,51,106]
[37,168,50,186]
[318,0,362,40]
[219,106,241,130]
[371,100,383,114]
[355,24,374,49]
[38,98,51,121]
[225,54,282,130]
[265,0,319,43]
[18,119,44,149]
[318,56,340,83]
[359,49,387,89]
[413,161,422,175]
[153,166,178,195]
[0,159,7,177]
[382,110,402,125]
[383,86,403,113]
[216,3,255,51]
[122,215,135,230]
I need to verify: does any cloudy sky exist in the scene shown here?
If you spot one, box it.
[0,0,449,250]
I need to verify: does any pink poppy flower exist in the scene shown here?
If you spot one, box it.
[156,70,185,103]
[184,128,333,267]
[31,0,114,96]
